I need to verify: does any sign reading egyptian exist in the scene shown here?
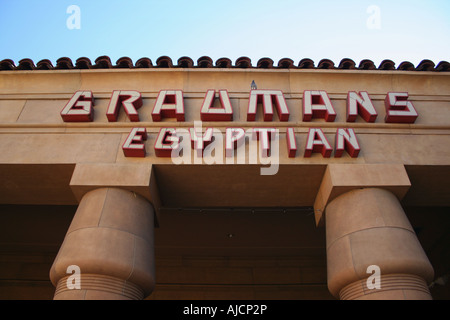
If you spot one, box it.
[60,89,418,159]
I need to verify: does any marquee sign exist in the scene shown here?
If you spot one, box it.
[60,89,418,159]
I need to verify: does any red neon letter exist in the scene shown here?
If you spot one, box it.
[154,128,179,157]
[335,128,360,158]
[190,127,214,156]
[347,91,377,122]
[286,127,297,158]
[384,92,418,123]
[225,128,245,157]
[60,91,94,122]
[304,128,332,157]
[122,127,147,157]
[252,128,277,157]
[200,90,233,121]
[247,90,290,121]
[303,90,336,122]
[107,90,143,122]
[152,90,185,121]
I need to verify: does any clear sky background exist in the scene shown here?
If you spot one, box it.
[0,0,449,67]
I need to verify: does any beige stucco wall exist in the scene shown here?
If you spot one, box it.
[0,68,449,208]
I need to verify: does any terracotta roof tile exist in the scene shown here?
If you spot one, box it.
[416,59,435,71]
[197,56,213,68]
[75,57,92,69]
[215,57,232,68]
[135,57,153,68]
[0,59,15,70]
[397,61,415,71]
[436,61,450,71]
[298,58,315,69]
[338,58,356,70]
[94,56,112,69]
[36,59,54,70]
[317,59,335,69]
[358,59,376,70]
[115,57,133,69]
[277,58,295,69]
[235,56,252,69]
[156,56,173,68]
[378,59,396,70]
[17,58,36,70]
[177,56,194,68]
[0,56,448,71]
[55,57,74,69]
[257,57,274,69]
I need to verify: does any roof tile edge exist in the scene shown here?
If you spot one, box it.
[0,56,448,72]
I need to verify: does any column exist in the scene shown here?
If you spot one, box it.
[314,164,434,300]
[326,187,434,300]
[50,187,155,300]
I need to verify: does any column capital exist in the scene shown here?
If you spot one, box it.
[314,164,411,226]
[324,187,434,299]
[69,163,162,225]
[50,187,156,300]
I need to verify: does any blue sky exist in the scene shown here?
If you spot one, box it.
[0,0,449,67]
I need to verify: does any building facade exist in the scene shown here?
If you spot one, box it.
[0,56,449,300]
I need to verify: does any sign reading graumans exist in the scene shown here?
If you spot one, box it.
[60,89,418,159]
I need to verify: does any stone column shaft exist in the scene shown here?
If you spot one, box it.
[326,187,434,300]
[50,187,155,300]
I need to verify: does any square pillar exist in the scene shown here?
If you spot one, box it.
[69,163,162,226]
[313,164,411,227]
